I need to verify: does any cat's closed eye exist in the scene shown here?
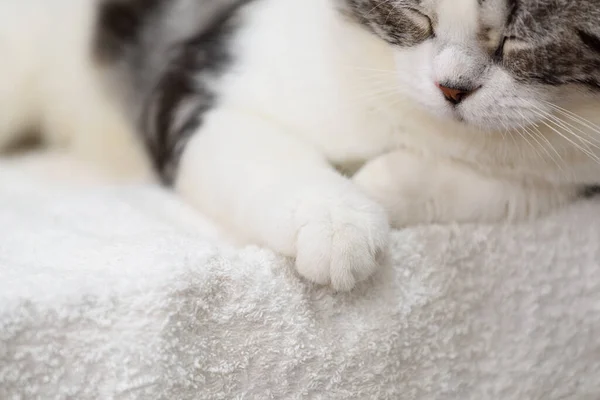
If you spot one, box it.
[403,8,434,38]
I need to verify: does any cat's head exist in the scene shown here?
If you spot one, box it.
[347,0,600,134]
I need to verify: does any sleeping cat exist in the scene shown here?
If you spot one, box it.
[1,0,599,290]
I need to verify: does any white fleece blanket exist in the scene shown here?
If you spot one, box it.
[1,162,600,400]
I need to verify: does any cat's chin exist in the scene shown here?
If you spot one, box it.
[423,108,515,136]
[450,114,494,132]
[453,118,514,136]
[439,105,532,134]
[411,103,488,132]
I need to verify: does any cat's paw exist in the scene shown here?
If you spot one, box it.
[293,193,390,291]
[353,150,580,227]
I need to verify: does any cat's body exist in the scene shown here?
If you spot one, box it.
[2,0,600,290]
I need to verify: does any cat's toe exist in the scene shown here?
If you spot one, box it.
[294,198,390,291]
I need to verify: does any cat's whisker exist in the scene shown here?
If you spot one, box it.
[352,76,397,87]
[527,122,566,171]
[521,118,561,164]
[536,117,600,165]
[383,2,396,25]
[533,103,600,145]
[515,125,543,160]
[344,66,398,74]
[514,109,555,161]
[346,75,398,89]
[542,100,600,135]
[344,86,401,106]
[364,0,394,17]
[542,102,600,144]
[545,114,600,153]
[500,123,523,159]
[497,127,508,142]
[519,102,591,161]
[546,116,600,163]
[533,109,596,151]
[495,113,518,147]
[511,113,550,163]
[521,100,600,161]
[348,83,400,98]
[522,123,565,171]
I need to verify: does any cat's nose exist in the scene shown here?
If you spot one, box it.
[436,83,475,105]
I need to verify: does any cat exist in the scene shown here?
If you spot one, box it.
[1,0,599,291]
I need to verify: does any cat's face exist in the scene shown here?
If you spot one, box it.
[348,0,600,132]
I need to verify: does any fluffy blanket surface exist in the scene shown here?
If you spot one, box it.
[1,163,599,399]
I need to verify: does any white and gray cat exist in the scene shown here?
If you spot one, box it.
[1,0,600,290]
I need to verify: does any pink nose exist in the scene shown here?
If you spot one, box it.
[436,83,475,105]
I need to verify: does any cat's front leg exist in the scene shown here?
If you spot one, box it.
[175,109,390,291]
[353,150,579,227]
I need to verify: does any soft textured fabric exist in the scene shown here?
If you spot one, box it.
[1,163,600,400]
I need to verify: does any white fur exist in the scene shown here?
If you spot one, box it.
[0,0,153,182]
[2,0,600,290]
[177,109,389,290]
